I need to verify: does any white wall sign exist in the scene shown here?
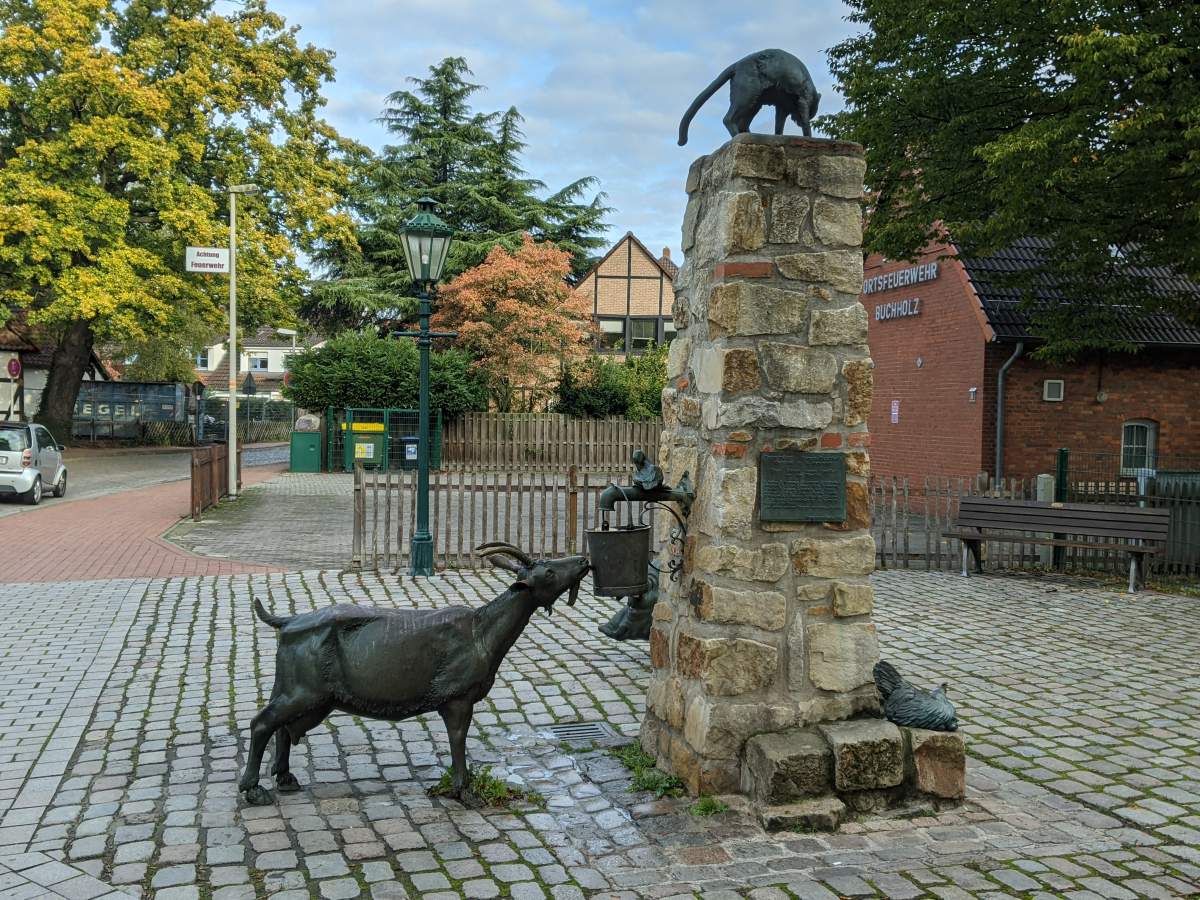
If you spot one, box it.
[185,246,230,274]
[890,400,900,424]
[875,298,921,321]
[863,261,939,295]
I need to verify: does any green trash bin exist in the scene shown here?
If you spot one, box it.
[290,431,322,473]
[343,424,386,470]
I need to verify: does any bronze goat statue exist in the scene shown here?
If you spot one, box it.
[238,543,589,806]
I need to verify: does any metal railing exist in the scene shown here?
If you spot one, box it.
[872,469,1199,577]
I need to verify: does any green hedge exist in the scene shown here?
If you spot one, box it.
[284,331,489,419]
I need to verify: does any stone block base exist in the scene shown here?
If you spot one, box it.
[738,719,966,831]
[905,726,967,800]
[641,712,740,796]
[758,796,846,832]
[743,730,831,804]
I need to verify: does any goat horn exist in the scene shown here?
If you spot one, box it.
[473,546,530,566]
[474,542,534,566]
[481,555,525,575]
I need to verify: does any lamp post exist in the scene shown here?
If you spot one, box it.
[396,199,455,576]
[227,183,259,499]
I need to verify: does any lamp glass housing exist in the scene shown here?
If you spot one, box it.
[400,198,454,284]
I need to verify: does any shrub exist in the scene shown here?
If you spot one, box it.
[555,343,668,420]
[283,331,488,418]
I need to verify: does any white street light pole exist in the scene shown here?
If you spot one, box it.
[227,183,259,499]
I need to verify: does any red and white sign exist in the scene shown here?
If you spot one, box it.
[5,357,19,378]
[185,246,230,274]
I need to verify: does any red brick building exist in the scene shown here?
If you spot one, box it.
[863,238,1200,483]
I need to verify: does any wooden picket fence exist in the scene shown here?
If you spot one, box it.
[190,443,240,521]
[871,473,1200,576]
[441,412,661,470]
[353,463,1200,577]
[351,465,653,572]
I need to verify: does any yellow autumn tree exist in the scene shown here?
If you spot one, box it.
[0,0,363,436]
[433,236,593,411]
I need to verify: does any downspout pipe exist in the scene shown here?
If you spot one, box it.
[994,341,1025,483]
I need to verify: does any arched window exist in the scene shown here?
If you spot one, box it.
[1121,419,1158,475]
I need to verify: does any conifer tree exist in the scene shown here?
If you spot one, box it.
[306,58,609,332]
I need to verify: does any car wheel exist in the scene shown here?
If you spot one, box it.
[24,476,42,506]
[53,471,67,498]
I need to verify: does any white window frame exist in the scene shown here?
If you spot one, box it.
[628,317,659,353]
[248,353,269,372]
[1120,419,1158,477]
[195,350,209,369]
[597,317,625,352]
[1042,379,1064,402]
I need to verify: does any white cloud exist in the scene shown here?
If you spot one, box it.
[275,0,857,261]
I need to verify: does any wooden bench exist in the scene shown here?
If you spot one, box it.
[944,497,1170,592]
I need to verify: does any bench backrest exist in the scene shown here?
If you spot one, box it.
[955,496,1170,542]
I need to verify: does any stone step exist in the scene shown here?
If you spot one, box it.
[758,795,846,832]
[743,729,832,805]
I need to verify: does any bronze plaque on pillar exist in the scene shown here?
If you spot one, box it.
[759,452,846,522]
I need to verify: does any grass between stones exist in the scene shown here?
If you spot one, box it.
[428,765,547,808]
[609,743,685,799]
[689,795,730,817]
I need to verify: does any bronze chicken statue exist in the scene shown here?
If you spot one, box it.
[874,661,958,732]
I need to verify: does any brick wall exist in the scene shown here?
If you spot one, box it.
[864,247,991,482]
[574,236,668,318]
[992,347,1200,480]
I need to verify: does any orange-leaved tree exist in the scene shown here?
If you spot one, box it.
[433,236,593,411]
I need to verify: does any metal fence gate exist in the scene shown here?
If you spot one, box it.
[1061,449,1200,576]
[324,407,443,473]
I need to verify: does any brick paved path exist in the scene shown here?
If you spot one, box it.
[0,569,1197,898]
[0,466,285,583]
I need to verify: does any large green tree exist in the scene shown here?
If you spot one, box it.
[304,57,611,333]
[826,0,1200,358]
[0,0,360,437]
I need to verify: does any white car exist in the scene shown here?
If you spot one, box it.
[0,422,68,505]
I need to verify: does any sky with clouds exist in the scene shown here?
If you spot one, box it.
[269,0,860,262]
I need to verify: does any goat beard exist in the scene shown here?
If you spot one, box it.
[567,579,580,607]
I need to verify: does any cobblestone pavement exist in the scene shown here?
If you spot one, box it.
[165,474,354,569]
[0,569,1197,898]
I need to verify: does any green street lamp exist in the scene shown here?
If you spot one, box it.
[396,198,455,576]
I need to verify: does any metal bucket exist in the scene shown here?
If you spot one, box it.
[586,524,651,596]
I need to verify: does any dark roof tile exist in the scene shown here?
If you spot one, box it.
[961,238,1200,347]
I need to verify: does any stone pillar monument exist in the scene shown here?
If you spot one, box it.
[643,134,963,829]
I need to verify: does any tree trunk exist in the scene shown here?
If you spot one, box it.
[36,319,94,445]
